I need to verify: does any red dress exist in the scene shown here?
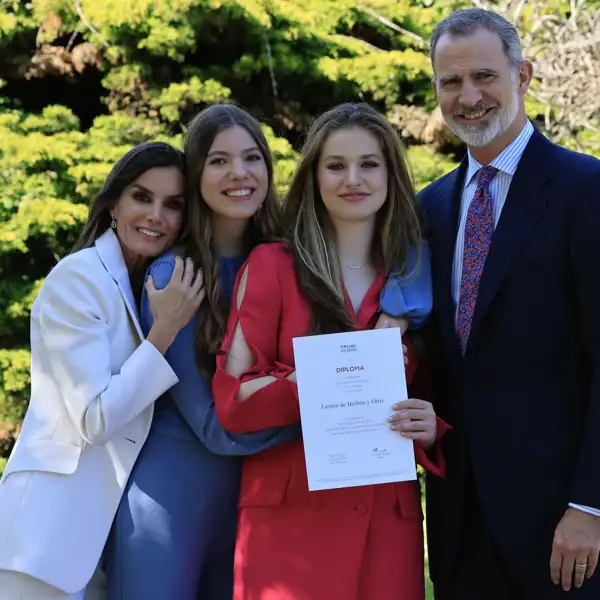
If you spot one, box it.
[213,242,448,600]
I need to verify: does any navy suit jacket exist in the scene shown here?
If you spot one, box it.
[422,127,600,596]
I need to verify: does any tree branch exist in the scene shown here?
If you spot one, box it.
[356,4,427,48]
[70,0,110,49]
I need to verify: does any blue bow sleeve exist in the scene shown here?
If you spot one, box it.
[379,242,433,329]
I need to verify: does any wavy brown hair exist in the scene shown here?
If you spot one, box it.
[182,104,282,374]
[282,103,423,335]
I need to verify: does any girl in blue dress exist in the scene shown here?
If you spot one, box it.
[106,104,432,599]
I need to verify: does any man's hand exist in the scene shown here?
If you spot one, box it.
[550,508,600,591]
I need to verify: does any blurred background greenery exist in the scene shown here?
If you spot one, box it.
[1,4,598,590]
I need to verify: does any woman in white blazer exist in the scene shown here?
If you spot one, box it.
[0,142,204,600]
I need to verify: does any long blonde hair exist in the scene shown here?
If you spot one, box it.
[282,103,422,334]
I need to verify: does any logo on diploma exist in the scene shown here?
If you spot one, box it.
[340,343,357,353]
[372,447,390,459]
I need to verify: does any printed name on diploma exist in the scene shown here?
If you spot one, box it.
[321,398,384,410]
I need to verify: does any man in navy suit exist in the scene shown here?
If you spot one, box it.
[420,8,600,599]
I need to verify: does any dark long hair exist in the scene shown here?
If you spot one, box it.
[182,104,282,374]
[71,142,186,252]
[282,103,423,334]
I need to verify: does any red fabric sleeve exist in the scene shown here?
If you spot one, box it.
[415,416,450,477]
[405,338,450,477]
[213,243,301,433]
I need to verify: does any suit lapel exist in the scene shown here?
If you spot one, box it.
[95,229,145,341]
[433,160,467,358]
[469,131,554,341]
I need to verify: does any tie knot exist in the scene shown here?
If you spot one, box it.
[477,165,499,188]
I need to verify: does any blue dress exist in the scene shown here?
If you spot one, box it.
[106,244,432,600]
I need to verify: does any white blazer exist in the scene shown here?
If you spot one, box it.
[0,229,178,593]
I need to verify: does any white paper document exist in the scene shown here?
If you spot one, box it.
[292,328,417,491]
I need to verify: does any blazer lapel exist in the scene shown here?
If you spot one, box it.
[95,229,145,341]
[469,131,554,340]
[432,159,467,358]
[116,275,144,342]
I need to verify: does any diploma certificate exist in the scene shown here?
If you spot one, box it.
[292,328,417,491]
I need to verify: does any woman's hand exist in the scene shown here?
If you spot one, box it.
[375,312,409,334]
[146,257,205,354]
[375,313,409,366]
[388,398,437,451]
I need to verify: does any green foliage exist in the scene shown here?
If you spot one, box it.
[154,76,232,122]
[0,0,595,456]
[262,125,299,190]
[320,49,431,108]
[0,10,19,37]
[407,145,459,191]
[0,2,38,46]
[560,130,600,159]
[0,279,43,341]
[0,348,31,425]
[18,105,81,134]
[0,198,88,254]
[86,113,166,148]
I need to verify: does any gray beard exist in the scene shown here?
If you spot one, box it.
[443,86,519,148]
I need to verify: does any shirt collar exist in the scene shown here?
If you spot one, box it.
[465,119,534,185]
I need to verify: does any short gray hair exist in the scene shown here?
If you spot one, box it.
[430,8,523,73]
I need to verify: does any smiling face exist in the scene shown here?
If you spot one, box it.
[316,126,388,225]
[111,166,185,271]
[432,27,532,151]
[199,125,269,223]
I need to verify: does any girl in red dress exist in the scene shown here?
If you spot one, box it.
[213,103,449,600]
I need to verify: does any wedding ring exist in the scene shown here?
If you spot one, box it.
[575,563,588,570]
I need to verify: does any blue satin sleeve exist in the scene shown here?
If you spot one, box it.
[379,242,433,329]
[141,254,301,455]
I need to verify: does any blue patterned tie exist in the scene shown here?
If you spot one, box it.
[457,166,499,355]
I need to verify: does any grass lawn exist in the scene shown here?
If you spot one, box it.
[426,566,434,599]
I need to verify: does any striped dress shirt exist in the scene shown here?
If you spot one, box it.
[452,120,599,517]
[451,119,534,310]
